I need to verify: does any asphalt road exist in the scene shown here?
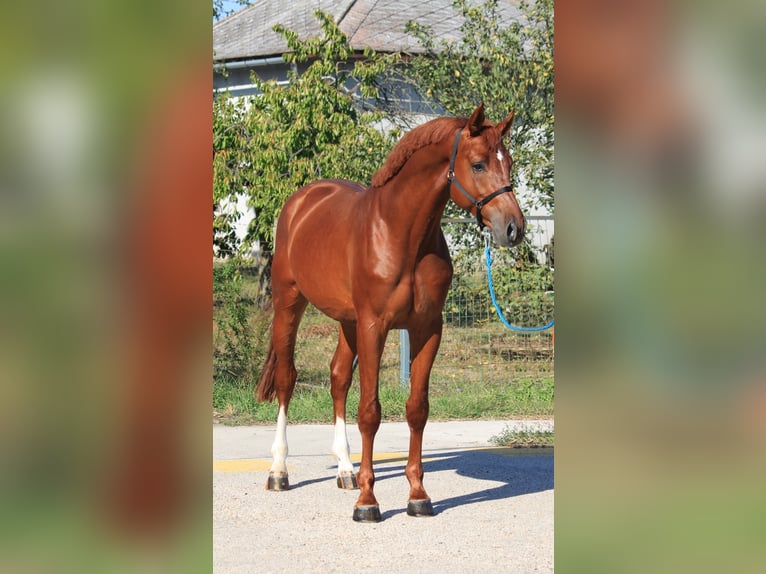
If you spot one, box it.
[214,420,554,573]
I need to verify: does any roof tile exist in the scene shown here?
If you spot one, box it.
[214,0,523,61]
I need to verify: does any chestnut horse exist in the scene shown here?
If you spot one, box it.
[255,103,525,522]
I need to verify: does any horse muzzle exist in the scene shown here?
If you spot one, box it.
[507,218,524,246]
[488,214,525,248]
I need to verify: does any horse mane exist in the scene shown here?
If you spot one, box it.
[371,117,467,188]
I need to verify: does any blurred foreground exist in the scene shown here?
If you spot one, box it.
[1,2,212,573]
[1,1,766,572]
[556,0,766,571]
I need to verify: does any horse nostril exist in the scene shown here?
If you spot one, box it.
[507,221,518,243]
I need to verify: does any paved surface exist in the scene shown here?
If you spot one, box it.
[214,420,554,573]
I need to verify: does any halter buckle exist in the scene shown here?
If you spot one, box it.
[482,227,492,249]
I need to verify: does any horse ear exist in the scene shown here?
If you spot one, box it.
[497,110,515,137]
[466,103,485,136]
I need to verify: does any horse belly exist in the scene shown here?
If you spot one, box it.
[284,204,356,322]
[288,244,354,320]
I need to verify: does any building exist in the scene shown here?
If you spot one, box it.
[213,1,552,263]
[214,0,523,106]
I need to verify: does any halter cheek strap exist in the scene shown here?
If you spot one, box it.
[446,129,513,230]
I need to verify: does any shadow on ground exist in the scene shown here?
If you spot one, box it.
[288,448,554,519]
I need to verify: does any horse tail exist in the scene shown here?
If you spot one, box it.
[256,339,278,402]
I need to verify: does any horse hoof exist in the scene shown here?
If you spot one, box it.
[407,499,434,517]
[336,472,358,490]
[352,505,382,523]
[265,473,289,491]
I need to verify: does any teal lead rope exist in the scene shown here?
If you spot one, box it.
[484,231,554,332]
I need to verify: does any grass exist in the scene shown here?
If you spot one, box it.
[490,426,555,448]
[213,307,553,425]
[213,372,554,425]
[214,276,554,425]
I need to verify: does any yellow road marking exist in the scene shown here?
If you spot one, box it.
[213,447,542,472]
[213,459,294,473]
[350,452,435,463]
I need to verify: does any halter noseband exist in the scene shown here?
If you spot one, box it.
[446,129,514,230]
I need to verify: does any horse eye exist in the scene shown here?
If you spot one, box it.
[471,162,485,172]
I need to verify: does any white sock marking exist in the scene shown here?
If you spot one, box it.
[269,405,288,474]
[332,416,354,474]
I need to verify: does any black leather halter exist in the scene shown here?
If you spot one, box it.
[446,129,513,229]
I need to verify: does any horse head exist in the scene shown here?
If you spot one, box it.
[447,103,526,248]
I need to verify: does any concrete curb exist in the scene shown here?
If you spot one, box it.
[214,419,554,460]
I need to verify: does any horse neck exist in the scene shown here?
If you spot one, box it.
[374,140,452,247]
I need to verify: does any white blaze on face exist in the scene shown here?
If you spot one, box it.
[269,405,289,474]
[332,416,354,474]
[497,150,504,163]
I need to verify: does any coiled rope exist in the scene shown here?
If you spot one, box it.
[484,232,554,332]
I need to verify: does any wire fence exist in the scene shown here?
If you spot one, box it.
[293,217,554,389]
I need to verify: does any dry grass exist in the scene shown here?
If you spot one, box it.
[293,307,553,389]
[214,305,554,424]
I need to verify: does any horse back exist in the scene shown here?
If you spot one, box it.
[279,179,366,228]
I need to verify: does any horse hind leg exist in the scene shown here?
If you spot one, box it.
[266,403,290,491]
[330,322,358,490]
[264,286,308,491]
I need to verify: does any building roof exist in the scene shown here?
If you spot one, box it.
[213,0,523,62]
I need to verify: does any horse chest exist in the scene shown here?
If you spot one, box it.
[413,257,453,313]
[367,257,451,322]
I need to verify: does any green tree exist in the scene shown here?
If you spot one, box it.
[401,0,554,325]
[404,0,554,212]
[213,10,398,256]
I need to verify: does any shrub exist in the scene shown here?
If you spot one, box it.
[213,259,271,387]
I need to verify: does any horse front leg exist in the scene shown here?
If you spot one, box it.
[403,320,442,516]
[352,318,386,522]
[330,322,358,490]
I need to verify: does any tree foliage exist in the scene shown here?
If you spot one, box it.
[213,259,270,385]
[399,0,554,324]
[404,0,554,212]
[213,11,399,254]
